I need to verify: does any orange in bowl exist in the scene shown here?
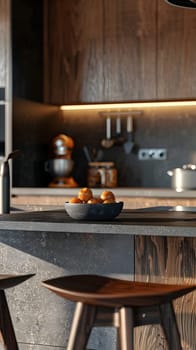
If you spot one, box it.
[78,187,93,202]
[100,190,116,202]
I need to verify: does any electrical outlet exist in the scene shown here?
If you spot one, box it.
[138,148,167,160]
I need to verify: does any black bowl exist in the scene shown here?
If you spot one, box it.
[64,201,124,220]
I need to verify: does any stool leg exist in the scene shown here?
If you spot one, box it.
[0,290,19,350]
[67,302,96,350]
[118,307,134,350]
[159,302,183,350]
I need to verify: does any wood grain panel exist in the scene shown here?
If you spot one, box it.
[44,0,156,104]
[157,1,196,100]
[0,0,12,159]
[135,236,196,350]
[0,0,8,86]
[98,0,156,102]
[44,0,104,104]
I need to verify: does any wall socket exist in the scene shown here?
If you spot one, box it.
[138,148,167,160]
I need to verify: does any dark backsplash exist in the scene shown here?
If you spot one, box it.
[12,99,196,188]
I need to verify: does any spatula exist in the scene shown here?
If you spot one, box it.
[123,115,134,154]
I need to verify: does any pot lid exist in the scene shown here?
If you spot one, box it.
[165,0,196,8]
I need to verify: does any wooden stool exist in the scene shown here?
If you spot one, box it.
[42,274,196,350]
[0,273,34,350]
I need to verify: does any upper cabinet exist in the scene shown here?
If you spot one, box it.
[157,1,196,100]
[0,0,10,90]
[0,0,11,158]
[44,0,156,104]
[44,0,196,105]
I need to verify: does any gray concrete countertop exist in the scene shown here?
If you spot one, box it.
[12,187,196,198]
[1,209,196,237]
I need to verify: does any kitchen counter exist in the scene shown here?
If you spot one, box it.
[11,186,196,198]
[11,187,196,211]
[0,208,195,350]
[1,208,196,237]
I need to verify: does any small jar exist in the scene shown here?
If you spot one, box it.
[87,162,117,188]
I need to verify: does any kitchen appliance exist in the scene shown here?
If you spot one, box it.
[165,0,196,8]
[167,164,196,190]
[45,134,78,188]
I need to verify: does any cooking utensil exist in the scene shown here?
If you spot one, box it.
[167,164,196,190]
[114,116,124,146]
[123,115,134,154]
[83,146,92,162]
[101,117,114,148]
[94,148,103,161]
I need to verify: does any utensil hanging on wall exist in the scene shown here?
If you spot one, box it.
[123,115,134,154]
[83,146,92,162]
[114,114,124,146]
[101,116,114,148]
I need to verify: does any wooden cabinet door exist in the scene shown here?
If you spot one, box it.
[0,0,11,158]
[44,0,156,104]
[157,1,196,100]
[0,0,10,89]
[0,0,7,87]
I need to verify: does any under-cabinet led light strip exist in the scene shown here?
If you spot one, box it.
[60,100,196,110]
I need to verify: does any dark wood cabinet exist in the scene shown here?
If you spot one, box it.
[44,0,156,104]
[0,0,9,88]
[0,0,12,158]
[157,1,196,100]
[44,0,196,105]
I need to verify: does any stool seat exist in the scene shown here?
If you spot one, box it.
[0,273,35,350]
[42,274,196,350]
[0,274,35,290]
[42,274,196,307]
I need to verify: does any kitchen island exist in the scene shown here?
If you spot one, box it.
[0,209,195,350]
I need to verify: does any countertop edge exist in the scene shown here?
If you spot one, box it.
[0,209,196,237]
[12,187,196,198]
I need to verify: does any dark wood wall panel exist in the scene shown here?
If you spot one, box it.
[157,1,196,99]
[135,236,196,350]
[0,0,9,87]
[44,0,156,104]
[12,0,43,102]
